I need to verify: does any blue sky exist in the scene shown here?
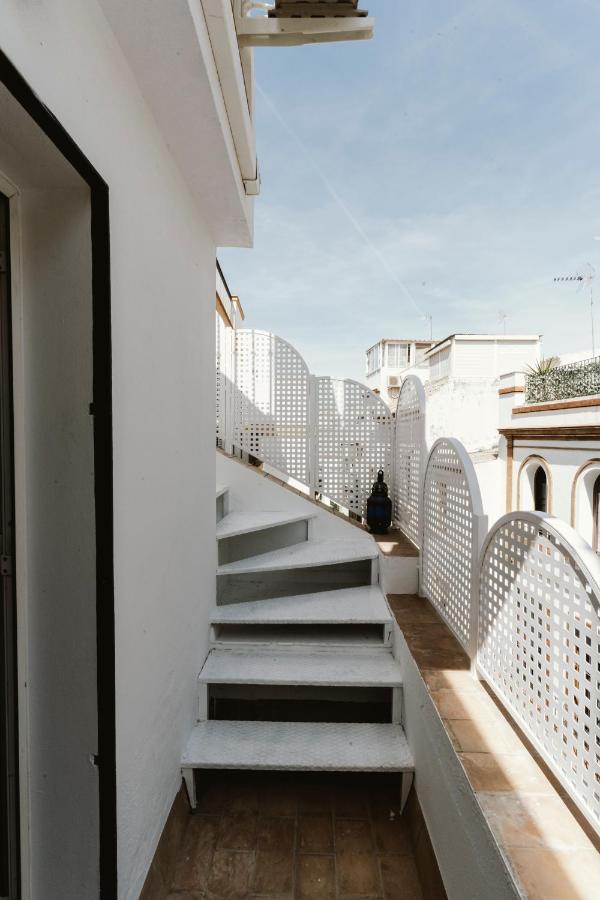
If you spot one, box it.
[220,0,600,382]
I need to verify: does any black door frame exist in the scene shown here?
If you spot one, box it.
[0,187,18,900]
[0,50,116,897]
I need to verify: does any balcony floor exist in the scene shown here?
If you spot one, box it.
[161,770,424,898]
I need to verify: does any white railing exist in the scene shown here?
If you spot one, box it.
[220,328,393,516]
[421,438,488,659]
[477,513,600,833]
[393,376,426,548]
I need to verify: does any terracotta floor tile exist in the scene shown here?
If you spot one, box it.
[252,849,294,894]
[206,849,254,898]
[421,669,477,693]
[444,717,524,754]
[228,781,260,814]
[460,752,555,795]
[509,846,600,899]
[171,816,219,891]
[409,647,468,670]
[431,688,504,722]
[195,780,232,815]
[478,793,596,852]
[380,855,423,900]
[337,851,381,896]
[296,854,336,899]
[256,815,295,852]
[298,815,333,853]
[216,811,257,851]
[331,784,369,818]
[298,784,332,815]
[260,780,298,817]
[335,819,374,853]
[368,787,400,822]
[372,818,412,856]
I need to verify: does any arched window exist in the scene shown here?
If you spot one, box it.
[593,474,600,552]
[534,466,548,512]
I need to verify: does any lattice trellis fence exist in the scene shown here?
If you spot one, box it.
[232,329,311,486]
[315,377,393,515]
[421,438,487,657]
[223,329,392,516]
[478,513,600,833]
[393,376,426,548]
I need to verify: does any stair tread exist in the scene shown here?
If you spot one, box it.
[199,648,402,687]
[211,586,392,625]
[182,720,413,771]
[217,538,377,575]
[216,485,228,499]
[217,509,316,540]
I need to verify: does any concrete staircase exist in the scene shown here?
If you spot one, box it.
[181,483,414,810]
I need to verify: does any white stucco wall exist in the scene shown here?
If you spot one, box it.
[425,378,500,453]
[1,2,232,896]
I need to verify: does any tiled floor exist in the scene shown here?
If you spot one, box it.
[167,770,423,899]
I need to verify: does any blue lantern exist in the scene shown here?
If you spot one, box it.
[366,469,392,534]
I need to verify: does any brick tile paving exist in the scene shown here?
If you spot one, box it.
[168,771,422,899]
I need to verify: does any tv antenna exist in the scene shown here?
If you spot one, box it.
[498,310,508,334]
[554,263,595,357]
[422,312,433,341]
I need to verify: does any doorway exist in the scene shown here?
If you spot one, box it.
[0,191,18,899]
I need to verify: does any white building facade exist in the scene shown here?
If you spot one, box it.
[365,338,435,406]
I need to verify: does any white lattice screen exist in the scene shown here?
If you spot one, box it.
[478,514,600,832]
[315,378,393,515]
[393,377,425,547]
[232,330,310,485]
[421,438,486,654]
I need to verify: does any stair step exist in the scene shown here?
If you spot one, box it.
[181,720,413,772]
[199,649,402,688]
[217,510,316,540]
[210,586,392,626]
[216,485,228,500]
[217,538,377,576]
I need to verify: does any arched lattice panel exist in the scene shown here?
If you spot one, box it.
[315,378,393,515]
[421,438,486,654]
[393,376,426,547]
[478,514,600,833]
[233,330,310,485]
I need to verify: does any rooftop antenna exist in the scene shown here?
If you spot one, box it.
[554,263,595,357]
[422,313,433,341]
[498,310,508,334]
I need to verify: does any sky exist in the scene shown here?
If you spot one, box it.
[219,0,600,383]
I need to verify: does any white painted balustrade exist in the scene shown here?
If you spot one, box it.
[477,513,600,833]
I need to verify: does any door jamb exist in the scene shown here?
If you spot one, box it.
[0,50,116,898]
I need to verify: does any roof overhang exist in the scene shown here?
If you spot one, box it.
[99,0,255,247]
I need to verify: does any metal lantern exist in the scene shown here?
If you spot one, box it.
[366,469,392,534]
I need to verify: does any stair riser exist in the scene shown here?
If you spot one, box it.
[217,558,374,605]
[206,683,397,724]
[198,684,404,725]
[210,622,392,648]
[218,520,309,565]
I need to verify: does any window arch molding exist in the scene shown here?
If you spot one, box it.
[570,458,600,549]
[517,454,553,513]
